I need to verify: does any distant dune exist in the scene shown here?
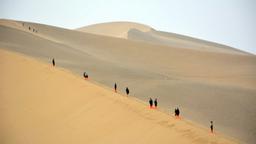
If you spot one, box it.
[77,22,249,55]
[1,19,256,144]
[77,21,152,38]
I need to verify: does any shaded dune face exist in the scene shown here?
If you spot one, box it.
[1,19,256,144]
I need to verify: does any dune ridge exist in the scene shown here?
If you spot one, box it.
[77,21,152,39]
[0,49,239,144]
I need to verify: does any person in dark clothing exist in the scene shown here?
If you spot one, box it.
[52,58,55,67]
[210,121,214,133]
[154,98,158,108]
[174,107,180,117]
[149,98,153,108]
[176,108,180,117]
[114,83,117,92]
[125,87,129,95]
[83,72,88,79]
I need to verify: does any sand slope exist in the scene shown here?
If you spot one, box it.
[0,49,238,144]
[1,19,256,143]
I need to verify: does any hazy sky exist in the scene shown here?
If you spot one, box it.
[1,0,256,54]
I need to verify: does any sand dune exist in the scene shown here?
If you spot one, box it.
[77,21,249,55]
[0,49,238,144]
[77,21,152,39]
[1,19,256,143]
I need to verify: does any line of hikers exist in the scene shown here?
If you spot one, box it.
[113,82,214,133]
[114,82,129,96]
[51,58,214,134]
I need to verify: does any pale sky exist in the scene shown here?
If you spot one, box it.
[1,0,256,54]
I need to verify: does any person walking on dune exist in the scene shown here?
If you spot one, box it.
[210,121,214,133]
[83,72,88,79]
[177,108,180,117]
[149,98,153,108]
[175,107,180,118]
[52,58,55,67]
[126,87,129,96]
[154,98,158,108]
[114,83,117,92]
